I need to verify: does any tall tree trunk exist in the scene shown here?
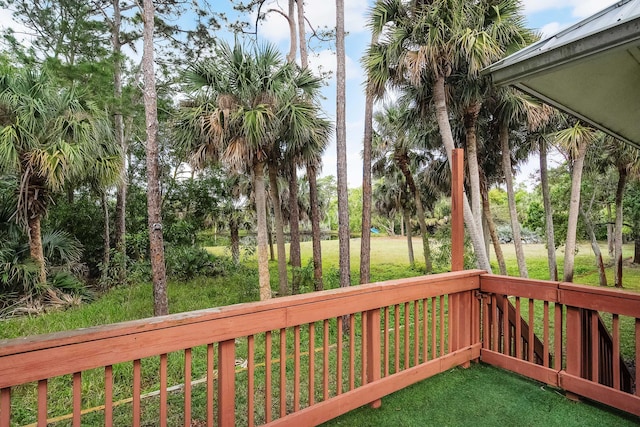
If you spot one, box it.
[112,0,127,286]
[403,206,415,268]
[307,162,323,290]
[464,102,484,240]
[614,166,627,288]
[101,191,111,286]
[268,163,289,296]
[480,174,507,275]
[500,124,528,278]
[296,0,308,67]
[335,0,350,288]
[580,203,607,286]
[289,164,302,294]
[634,232,640,264]
[539,138,558,280]
[397,155,431,272]
[563,141,588,283]
[607,203,614,258]
[360,61,375,284]
[27,214,47,287]
[254,162,272,300]
[142,0,168,316]
[230,218,240,264]
[286,0,297,62]
[433,75,491,272]
[267,207,275,261]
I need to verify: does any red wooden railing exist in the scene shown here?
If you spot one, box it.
[0,271,638,426]
[0,270,481,427]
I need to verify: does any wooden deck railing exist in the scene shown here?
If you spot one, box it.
[480,274,640,417]
[1,271,638,426]
[0,270,481,427]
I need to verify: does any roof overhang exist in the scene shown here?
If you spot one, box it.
[485,1,640,149]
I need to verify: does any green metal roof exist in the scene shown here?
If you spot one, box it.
[484,0,640,149]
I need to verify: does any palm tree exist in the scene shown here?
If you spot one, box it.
[0,66,120,288]
[176,42,323,300]
[553,121,599,282]
[366,0,498,271]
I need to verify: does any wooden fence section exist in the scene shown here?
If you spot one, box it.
[480,274,640,417]
[0,270,481,427]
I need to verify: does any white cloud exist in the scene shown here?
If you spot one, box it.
[539,22,563,38]
[308,49,362,81]
[522,0,618,19]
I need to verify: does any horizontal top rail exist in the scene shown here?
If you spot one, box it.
[480,274,640,318]
[0,270,482,388]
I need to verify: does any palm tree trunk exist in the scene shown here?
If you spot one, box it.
[397,155,431,272]
[433,75,491,272]
[500,124,528,278]
[230,218,240,264]
[101,191,111,285]
[563,141,588,283]
[579,203,607,286]
[480,175,507,275]
[142,0,168,316]
[464,102,484,239]
[254,162,272,300]
[607,203,614,258]
[336,0,350,288]
[403,206,415,268]
[539,138,558,281]
[307,162,323,290]
[614,166,627,287]
[267,208,275,261]
[27,214,47,286]
[268,163,289,296]
[289,163,302,294]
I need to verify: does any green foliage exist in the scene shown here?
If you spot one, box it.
[164,246,234,281]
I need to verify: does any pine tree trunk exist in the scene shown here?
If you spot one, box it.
[500,124,528,278]
[614,166,627,288]
[254,162,272,300]
[307,162,323,290]
[269,163,289,296]
[289,164,302,294]
[360,70,374,284]
[563,141,588,283]
[142,0,168,316]
[335,0,350,288]
[101,191,111,285]
[607,203,614,258]
[433,75,491,272]
[634,234,640,264]
[27,214,47,287]
[112,0,127,286]
[539,138,558,281]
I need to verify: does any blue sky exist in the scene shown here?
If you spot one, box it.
[0,0,619,187]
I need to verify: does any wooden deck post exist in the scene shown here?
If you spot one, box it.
[366,309,382,408]
[218,339,236,427]
[565,306,583,401]
[451,148,464,272]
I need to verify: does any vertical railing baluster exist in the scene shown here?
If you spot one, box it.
[612,314,620,390]
[554,303,563,371]
[73,372,81,427]
[502,296,510,356]
[439,295,445,357]
[447,294,453,354]
[336,317,343,396]
[528,300,534,362]
[421,299,427,364]
[294,325,301,411]
[218,339,236,427]
[247,336,255,427]
[206,344,214,427]
[431,298,436,360]
[515,297,522,359]
[361,312,368,384]
[265,331,272,423]
[323,320,329,401]
[279,328,286,418]
[383,306,390,376]
[349,314,355,390]
[37,379,47,427]
[308,324,315,407]
[184,349,192,427]
[105,365,113,427]
[366,308,381,409]
[635,318,639,397]
[133,360,141,427]
[160,354,167,427]
[404,302,410,369]
[0,387,10,426]
[543,302,550,367]
[394,304,400,372]
[482,295,490,351]
[590,313,599,382]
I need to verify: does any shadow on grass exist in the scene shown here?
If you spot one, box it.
[322,363,640,427]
